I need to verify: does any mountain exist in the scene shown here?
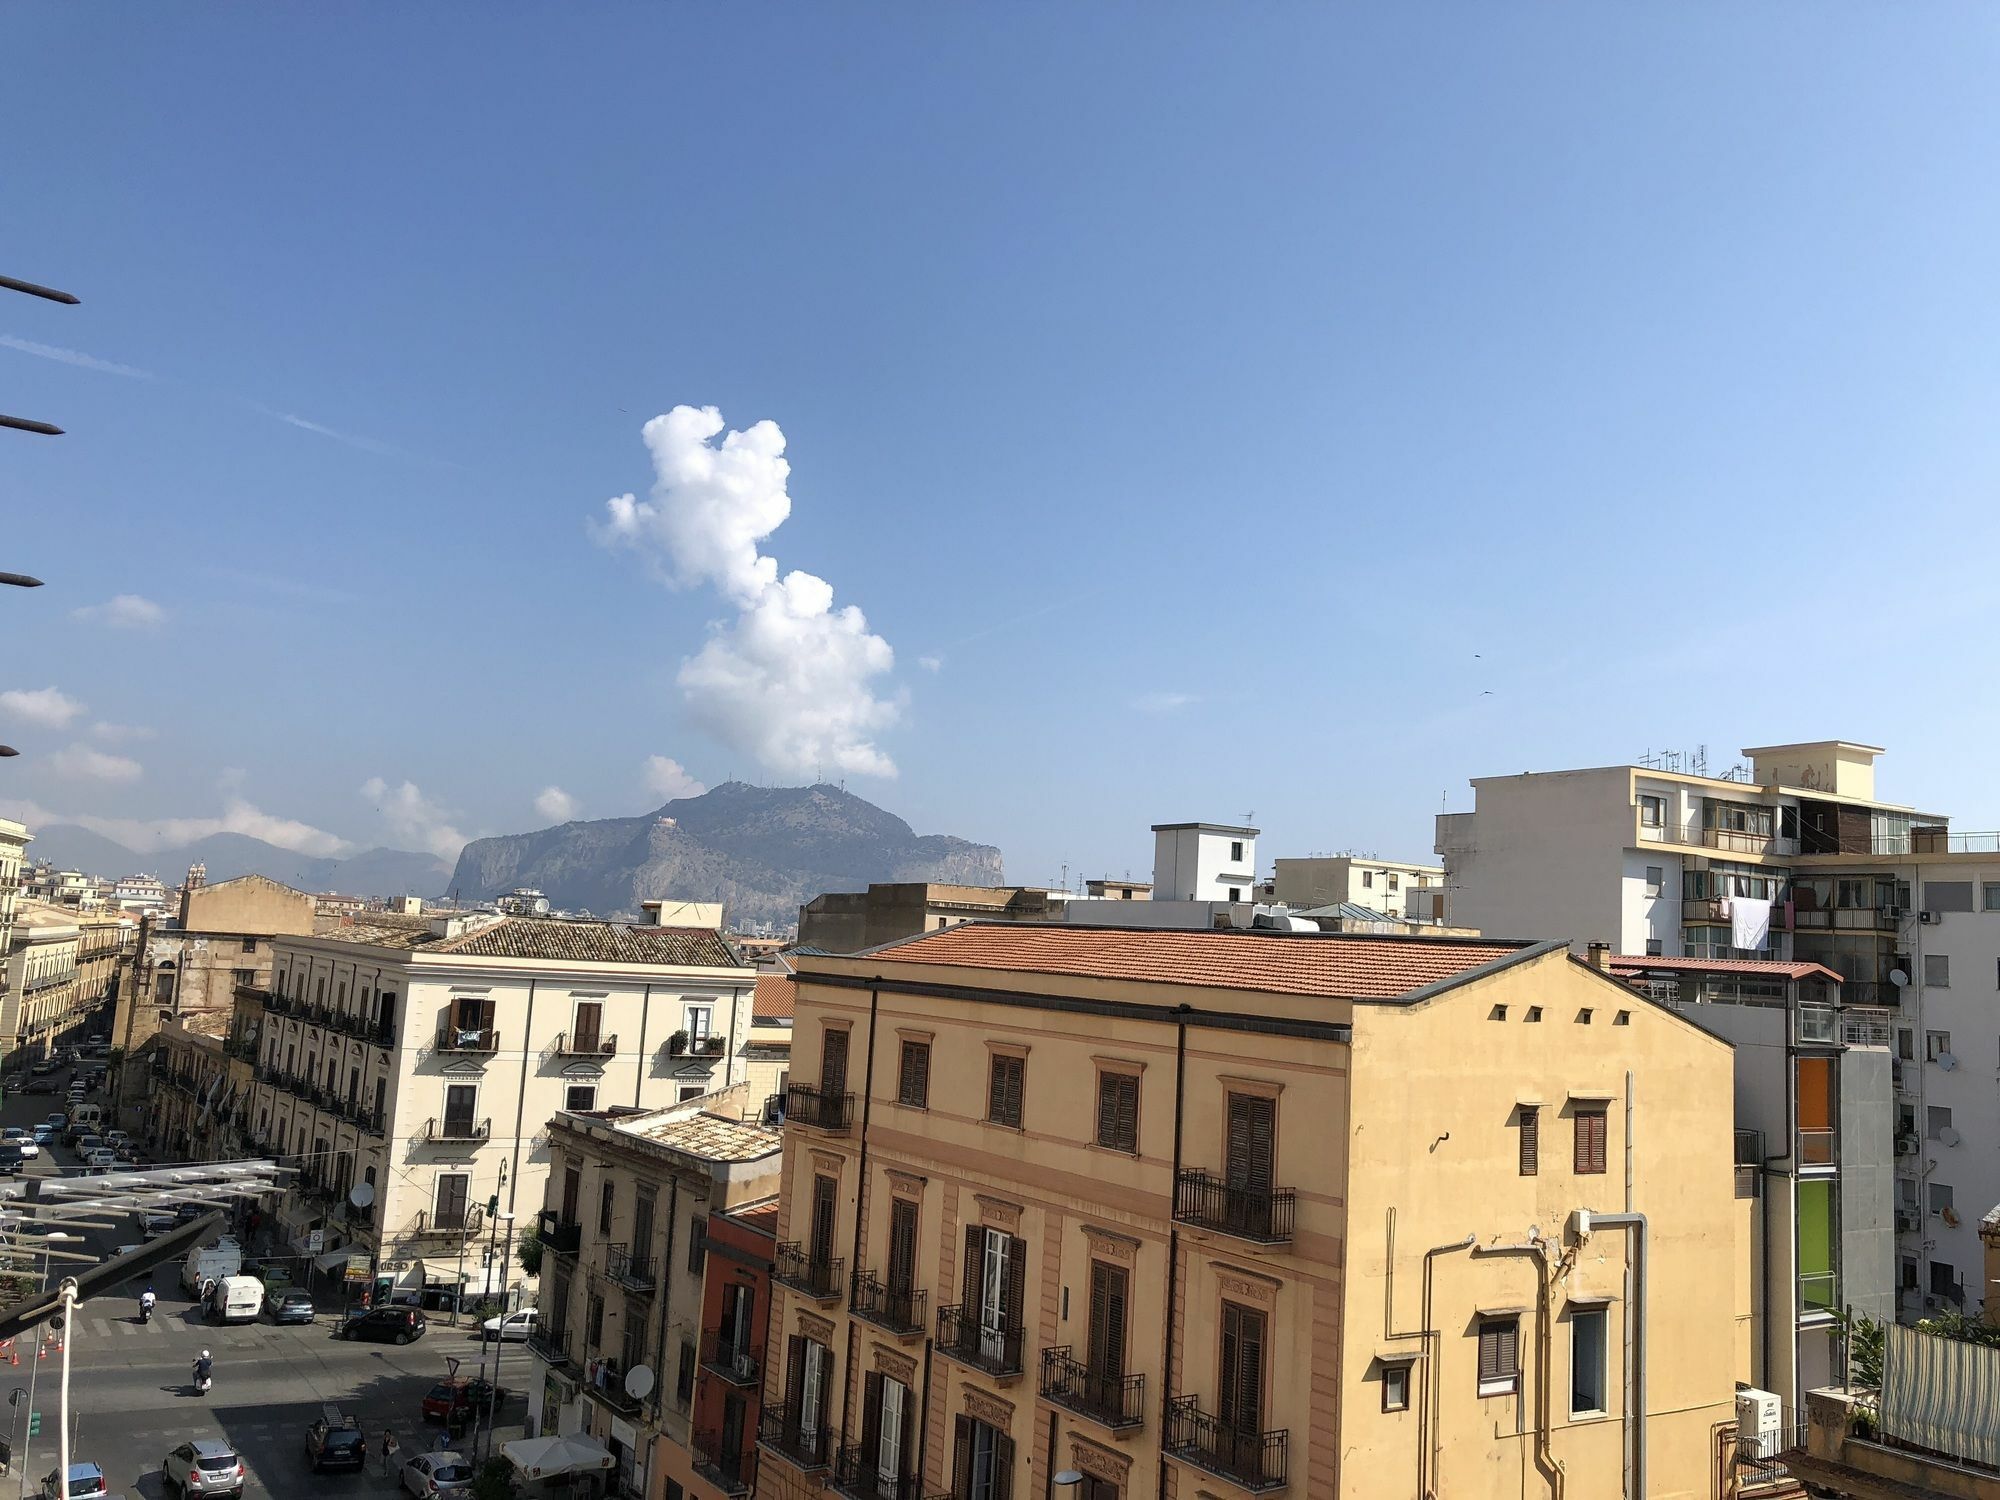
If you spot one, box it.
[21,825,450,899]
[444,782,1003,929]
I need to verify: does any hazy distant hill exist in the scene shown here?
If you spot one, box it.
[24,825,450,899]
[445,781,1004,929]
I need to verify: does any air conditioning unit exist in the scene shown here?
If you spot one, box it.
[1736,1388,1783,1459]
[1920,910,1940,925]
[730,1352,757,1382]
[1895,1135,1920,1156]
[1926,1295,1940,1309]
[1895,1208,1920,1233]
[1884,906,1906,922]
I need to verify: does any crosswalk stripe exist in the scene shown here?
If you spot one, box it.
[90,1317,111,1339]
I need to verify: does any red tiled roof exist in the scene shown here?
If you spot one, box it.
[731,1201,780,1239]
[754,972,796,1021]
[1607,956,1843,982]
[865,922,1536,1000]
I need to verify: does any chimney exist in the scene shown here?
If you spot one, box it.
[1585,941,1612,972]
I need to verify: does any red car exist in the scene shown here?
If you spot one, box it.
[419,1378,506,1423]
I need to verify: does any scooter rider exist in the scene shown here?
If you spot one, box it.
[139,1286,156,1323]
[193,1349,213,1392]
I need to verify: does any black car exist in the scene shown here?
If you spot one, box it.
[303,1414,367,1473]
[336,1306,427,1345]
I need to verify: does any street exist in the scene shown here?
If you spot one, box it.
[0,1070,532,1498]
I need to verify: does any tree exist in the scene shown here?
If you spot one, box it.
[1838,1309,1885,1388]
[515,1222,542,1277]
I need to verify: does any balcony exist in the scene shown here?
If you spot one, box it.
[1041,1346,1144,1431]
[832,1444,922,1500]
[555,1031,617,1058]
[692,1429,757,1497]
[759,1402,831,1473]
[608,1245,656,1294]
[529,1324,578,1374]
[422,1116,492,1145]
[435,1024,500,1054]
[700,1329,761,1387]
[1164,1396,1288,1492]
[409,1206,486,1240]
[773,1242,844,1302]
[584,1362,645,1416]
[1793,905,1902,933]
[539,1213,583,1258]
[1174,1168,1296,1245]
[781,1083,854,1133]
[935,1304,1024,1378]
[850,1271,926,1337]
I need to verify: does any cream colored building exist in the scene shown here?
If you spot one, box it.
[1262,855,1445,919]
[4,902,80,1061]
[0,818,30,1000]
[241,910,755,1300]
[758,922,1742,1500]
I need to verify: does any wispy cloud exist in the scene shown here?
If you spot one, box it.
[90,722,156,743]
[72,594,166,630]
[47,744,142,783]
[201,566,366,607]
[0,795,352,859]
[361,776,472,861]
[1131,690,1198,714]
[534,786,579,823]
[0,687,86,728]
[917,654,943,673]
[245,401,405,458]
[643,756,707,802]
[0,335,153,380]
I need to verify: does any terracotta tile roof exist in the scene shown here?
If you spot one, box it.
[864,922,1537,1000]
[754,973,796,1022]
[1606,956,1842,982]
[313,913,742,968]
[728,1200,781,1239]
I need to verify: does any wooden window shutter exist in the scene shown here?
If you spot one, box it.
[1088,1261,1127,1381]
[962,1223,983,1314]
[821,1028,849,1096]
[1004,1232,1028,1330]
[989,1055,1024,1127]
[1220,1303,1266,1433]
[888,1199,918,1295]
[811,1175,837,1264]
[952,1414,972,1500]
[1575,1109,1607,1175]
[1519,1107,1539,1176]
[1226,1094,1275,1191]
[785,1334,807,1426]
[860,1370,884,1467]
[899,1041,929,1107]
[1479,1319,1518,1383]
[1097,1074,1137,1151]
[993,1431,1015,1500]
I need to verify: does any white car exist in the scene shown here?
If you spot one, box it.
[480,1307,538,1342]
[13,1141,38,1160]
[400,1452,473,1496]
[84,1149,117,1173]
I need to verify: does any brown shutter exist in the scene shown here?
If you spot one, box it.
[822,1028,849,1096]
[1219,1303,1265,1433]
[1226,1095,1275,1192]
[1519,1107,1539,1177]
[952,1414,972,1500]
[1097,1074,1138,1151]
[860,1370,883,1469]
[1575,1109,1607,1175]
[989,1056,1023,1126]
[1478,1319,1518,1383]
[812,1175,837,1264]
[1004,1233,1027,1330]
[785,1334,806,1431]
[992,1432,1015,1500]
[888,1199,918,1296]
[962,1224,982,1316]
[899,1042,928,1107]
[1088,1261,1127,1382]
[1118,1076,1138,1150]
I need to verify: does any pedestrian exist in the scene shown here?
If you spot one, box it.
[380,1429,398,1477]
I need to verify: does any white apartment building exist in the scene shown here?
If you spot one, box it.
[0,819,29,985]
[242,909,754,1301]
[1149,820,1257,902]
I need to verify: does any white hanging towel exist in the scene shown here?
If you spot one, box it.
[1730,896,1772,951]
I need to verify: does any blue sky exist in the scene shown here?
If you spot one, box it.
[4,6,2000,884]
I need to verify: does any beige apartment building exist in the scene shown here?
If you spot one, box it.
[525,1097,781,1499]
[4,902,80,1062]
[757,923,1742,1500]
[241,910,755,1302]
[1260,855,1446,920]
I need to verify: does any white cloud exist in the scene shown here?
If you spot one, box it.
[0,335,153,380]
[246,401,402,458]
[593,406,903,779]
[0,687,85,728]
[0,796,353,859]
[90,722,156,742]
[642,756,708,803]
[534,786,579,823]
[71,594,166,630]
[917,654,943,673]
[47,744,142,783]
[1132,690,1198,714]
[361,776,470,861]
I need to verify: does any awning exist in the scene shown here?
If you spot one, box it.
[314,1245,351,1271]
[503,1434,616,1481]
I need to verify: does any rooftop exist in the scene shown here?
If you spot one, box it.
[1151,821,1258,835]
[860,921,1540,1001]
[753,972,796,1022]
[722,1196,780,1239]
[309,913,743,968]
[1606,955,1844,983]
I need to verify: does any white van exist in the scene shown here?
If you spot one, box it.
[207,1274,262,1324]
[68,1104,103,1133]
[181,1237,243,1298]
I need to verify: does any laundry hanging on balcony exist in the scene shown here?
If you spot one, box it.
[1726,896,1771,951]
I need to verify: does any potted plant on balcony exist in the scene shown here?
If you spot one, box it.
[701,1034,726,1054]
[667,1029,689,1056]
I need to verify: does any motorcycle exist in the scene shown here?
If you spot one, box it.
[192,1356,213,1396]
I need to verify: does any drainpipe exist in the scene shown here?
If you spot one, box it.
[636,984,651,1108]
[1157,1006,1190,1500]
[1578,1210,1648,1500]
[1472,1237,1562,1500]
[840,985,881,1449]
[508,978,536,1218]
[1420,1234,1477,1500]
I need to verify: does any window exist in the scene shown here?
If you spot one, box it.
[1644,939,1663,956]
[686,1005,713,1043]
[586,1292,604,1347]
[1930,1260,1961,1300]
[1927,1030,1952,1061]
[690,1215,708,1274]
[987,1054,1025,1128]
[821,1028,850,1096]
[677,1337,697,1403]
[1087,1260,1128,1392]
[1518,1106,1539,1176]
[1985,883,2000,911]
[1574,1108,1608,1175]
[952,1414,1013,1500]
[232,968,255,990]
[1362,871,1374,888]
[599,1179,615,1235]
[444,1083,478,1137]
[1929,1182,1954,1216]
[887,1198,919,1297]
[633,1190,656,1263]
[1639,795,1664,829]
[1229,841,1243,862]
[676,1083,706,1103]
[1899,1255,1918,1291]
[1928,1106,1954,1141]
[1925,955,1950,988]
[572,1000,603,1052]
[565,1083,597,1111]
[1898,1028,1915,1061]
[898,1041,930,1108]
[1226,887,1241,902]
[1388,873,1400,891]
[1096,1071,1139,1153]
[787,1336,833,1445]
[1219,1302,1267,1437]
[1476,1317,1519,1396]
[435,1173,470,1231]
[862,1371,914,1492]
[240,937,257,953]
[1644,866,1664,897]
[1381,1361,1411,1413]
[1570,1309,1607,1416]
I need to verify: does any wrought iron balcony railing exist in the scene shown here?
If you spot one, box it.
[539,1212,583,1256]
[782,1083,854,1133]
[555,1031,617,1058]
[759,1403,831,1472]
[424,1115,492,1144]
[1040,1346,1143,1430]
[936,1304,1024,1377]
[850,1271,926,1336]
[1173,1168,1296,1244]
[435,1024,500,1053]
[409,1205,486,1240]
[833,1444,922,1500]
[692,1429,756,1497]
[1164,1396,1288,1492]
[773,1242,844,1301]
[608,1245,656,1293]
[700,1328,761,1387]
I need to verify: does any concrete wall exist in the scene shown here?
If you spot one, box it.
[1152,826,1256,902]
[1842,1046,1896,1327]
[1438,769,1640,949]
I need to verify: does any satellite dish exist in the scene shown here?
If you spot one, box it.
[1889,968,1910,988]
[623,1364,655,1400]
[349,1182,375,1208]
[1939,1052,1959,1072]
[1942,1127,1963,1147]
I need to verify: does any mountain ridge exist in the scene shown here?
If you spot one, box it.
[19,825,450,899]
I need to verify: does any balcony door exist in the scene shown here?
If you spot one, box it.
[863,1371,910,1495]
[720,1392,746,1469]
[572,1000,602,1052]
[1087,1261,1128,1391]
[977,1228,1014,1363]
[561,1165,581,1224]
[1225,1093,1276,1236]
[451,995,493,1045]
[444,1083,477,1138]
[887,1198,918,1299]
[1218,1301,1267,1451]
[797,1336,828,1443]
[953,1414,1012,1500]
[721,1283,753,1362]
[820,1027,849,1097]
[435,1172,470,1232]
[810,1174,838,1272]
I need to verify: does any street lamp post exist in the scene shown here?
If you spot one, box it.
[17,1233,74,1498]
[477,1206,515,1464]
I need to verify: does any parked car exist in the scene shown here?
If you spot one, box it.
[337,1305,427,1345]
[243,1258,293,1291]
[140,1209,177,1239]
[400,1452,475,1497]
[40,1463,107,1498]
[29,1060,59,1077]
[265,1288,315,1325]
[419,1377,506,1422]
[102,1130,130,1151]
[161,1438,245,1497]
[14,1140,39,1160]
[303,1412,367,1472]
[2,1072,23,1091]
[23,1079,56,1095]
[43,1113,64,1132]
[481,1306,538,1342]
[30,1125,52,1145]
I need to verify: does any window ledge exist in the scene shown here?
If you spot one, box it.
[1476,1380,1518,1399]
